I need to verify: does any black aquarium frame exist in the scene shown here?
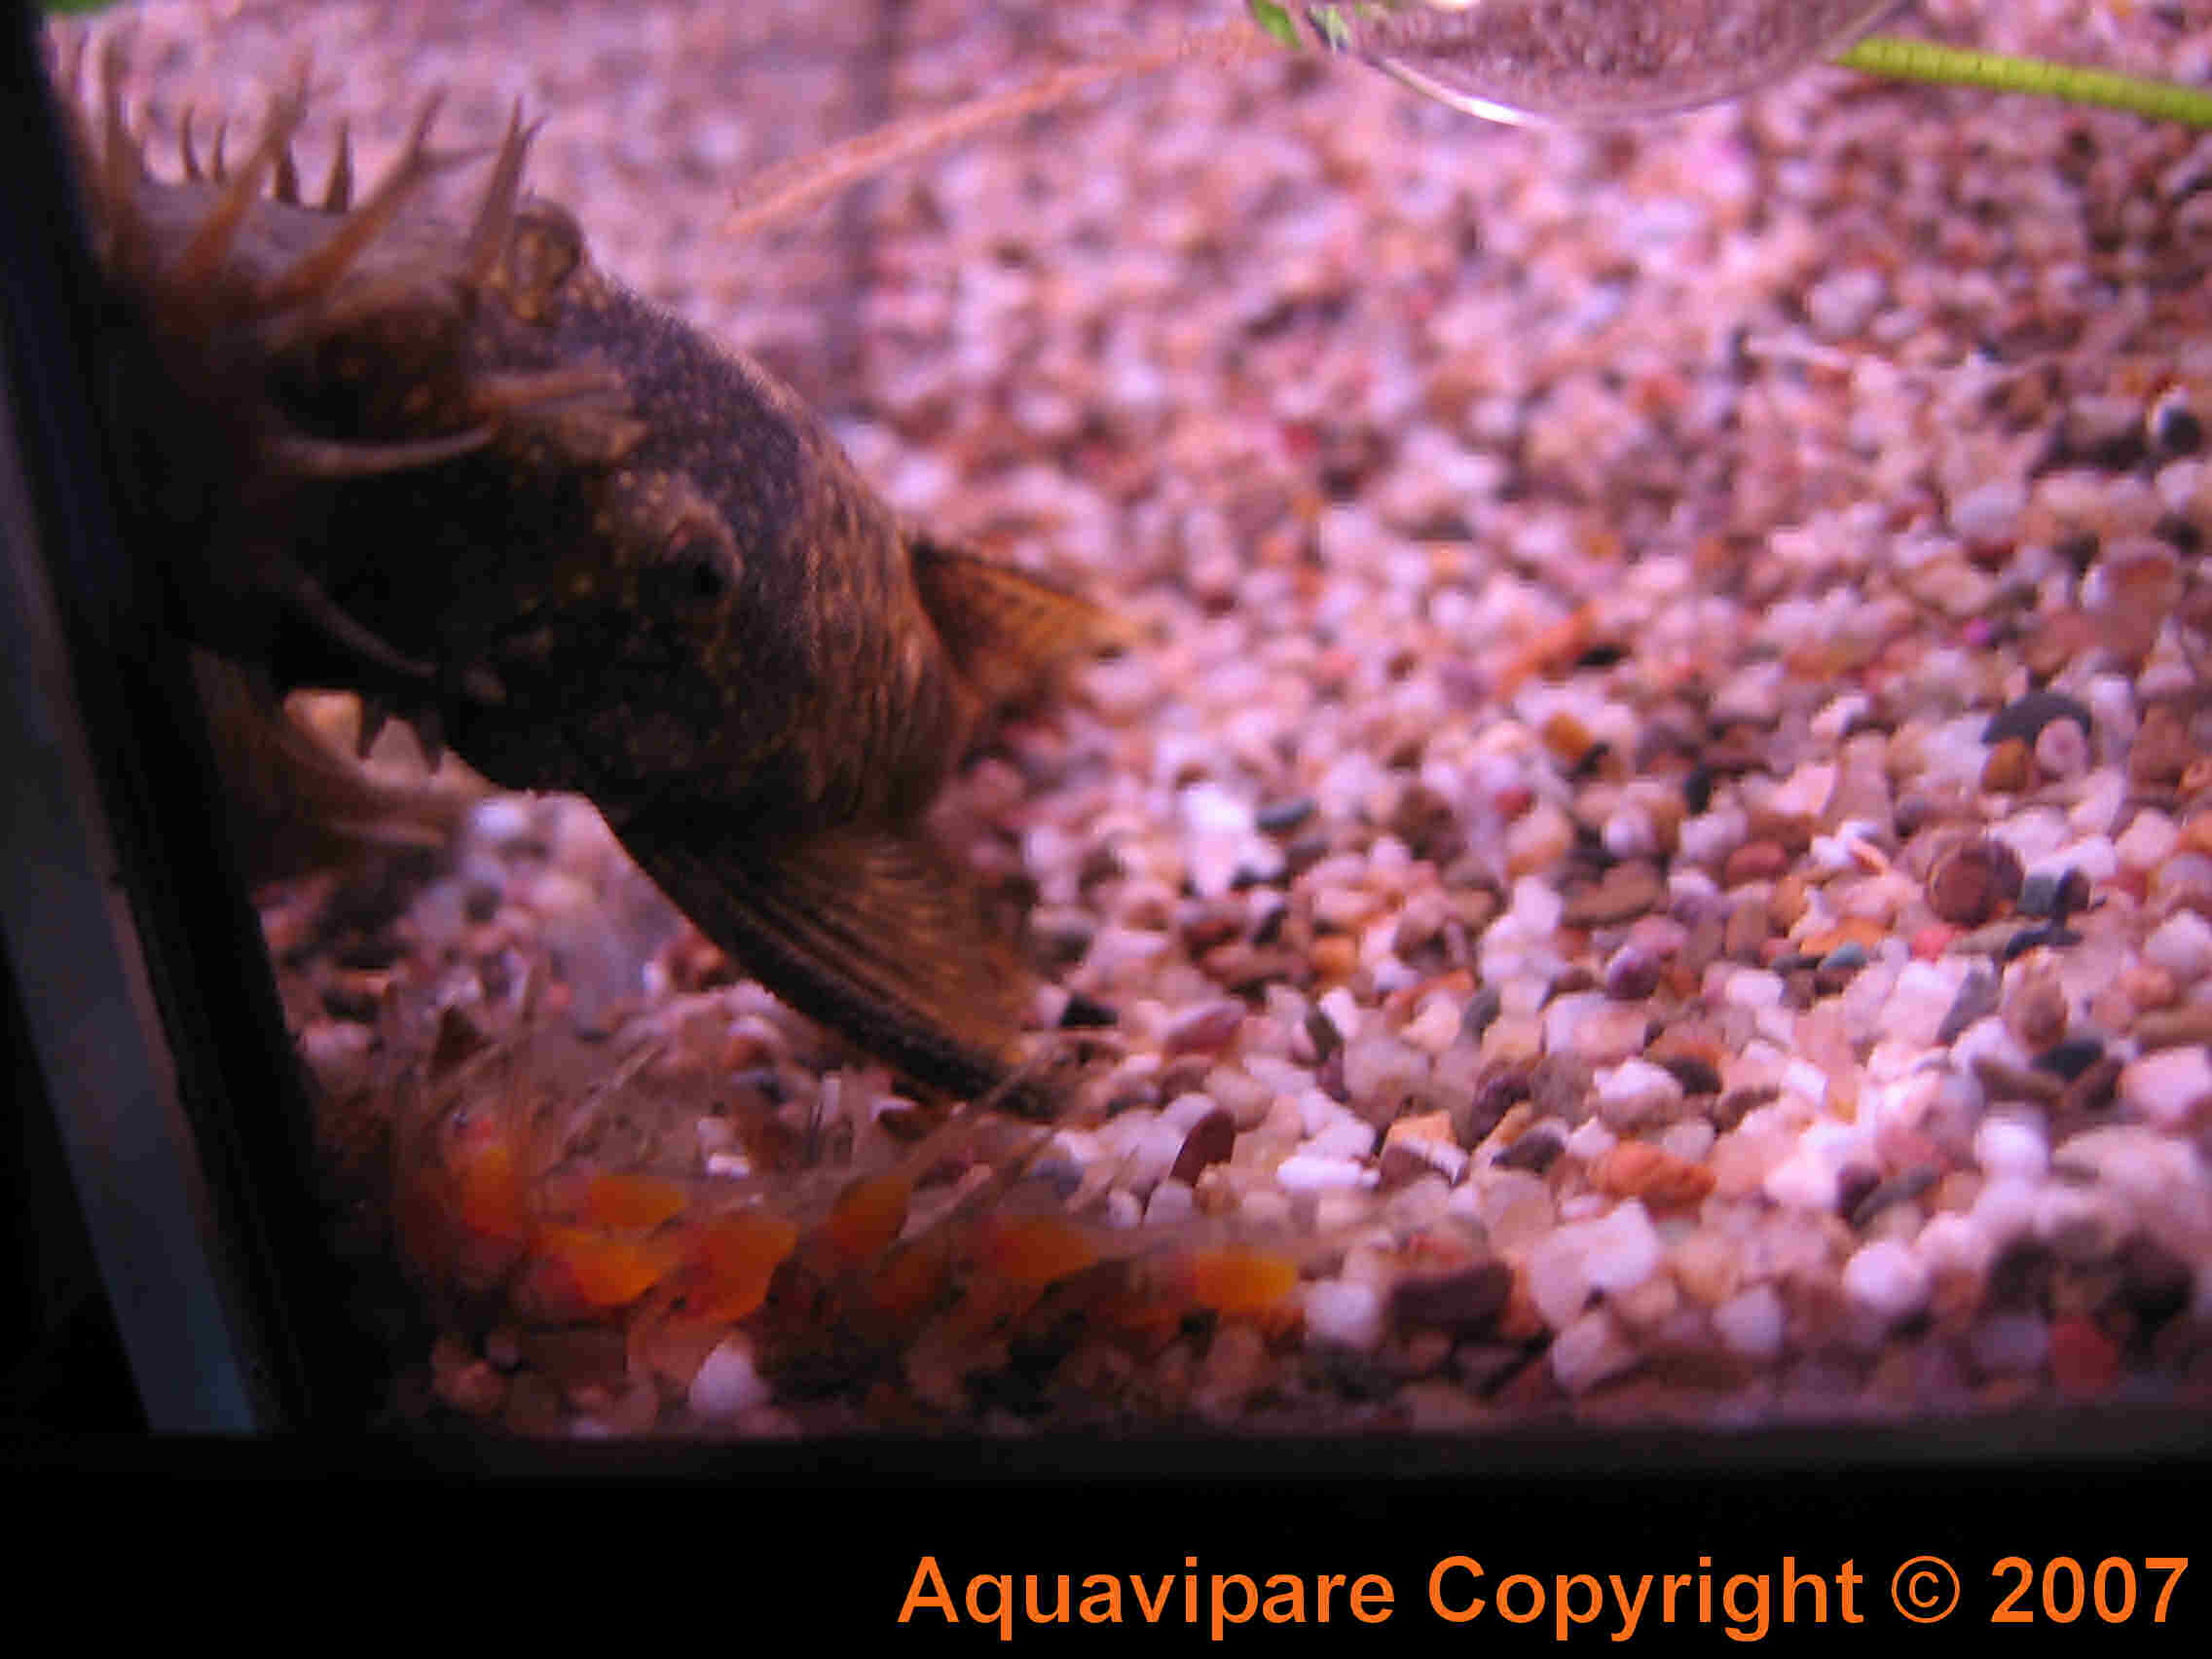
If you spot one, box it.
[1,2,2207,1537]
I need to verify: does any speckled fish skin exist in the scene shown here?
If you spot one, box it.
[77,78,1112,1109]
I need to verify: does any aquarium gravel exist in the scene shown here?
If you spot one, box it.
[80,0,2212,1434]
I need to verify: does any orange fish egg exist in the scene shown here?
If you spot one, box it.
[972,1214,1101,1289]
[1181,1246,1301,1316]
[820,1171,910,1271]
[535,1224,685,1309]
[448,1117,534,1246]
[684,1211,800,1322]
[575,1171,690,1231]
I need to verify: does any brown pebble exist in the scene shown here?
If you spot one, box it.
[1529,1052,1595,1122]
[1309,935,1358,982]
[1456,1065,1531,1147]
[1722,840,1790,886]
[1494,1127,1565,1173]
[1169,1107,1237,1186]
[2021,609,2099,680]
[1562,860,1665,926]
[2057,1053,2122,1121]
[1722,893,1772,961]
[2130,704,2196,788]
[1926,835,2024,926]
[2098,543,2183,670]
[1651,1051,1723,1097]
[1591,1141,1715,1209]
[1377,1142,1438,1191]
[1390,1263,1514,1338]
[1768,871,1811,931]
[2001,964,2069,1052]
[1603,944,1663,1001]
[1979,737,2034,793]
[1179,907,1243,955]
[1647,1023,1726,1079]
[1972,1054,2064,1106]
[1201,940,1303,992]
[1161,998,1245,1058]
[2134,1005,2212,1051]
[1540,710,1598,768]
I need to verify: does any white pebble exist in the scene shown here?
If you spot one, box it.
[1842,1238,1931,1320]
[1305,1114,1379,1161]
[1677,806,1748,870]
[1779,1057,1832,1110]
[2145,910,2212,980]
[1718,969,1786,1012]
[2052,1124,2209,1198]
[1563,1117,1617,1164]
[1582,1200,1663,1293]
[1343,1032,1428,1112]
[1503,874,1567,939]
[687,1336,773,1419]
[1881,959,1971,1049]
[1316,986,1364,1044]
[1161,1091,1224,1131]
[1402,994,1464,1055]
[1713,1283,1786,1360]
[1303,1278,1386,1350]
[1951,1015,2028,1083]
[2116,811,2180,871]
[1526,1232,1595,1330]
[1144,1179,1197,1226]
[1808,267,1886,338]
[2035,719,2089,780]
[1969,1174,2041,1251]
[1763,1148,1841,1211]
[2120,1047,2212,1127]
[1949,479,2026,547]
[468,794,536,845]
[1602,800,1661,861]
[1274,1154,1377,1194]
[1596,1057,1687,1119]
[1549,1308,1641,1392]
[1658,1119,1717,1163]
[1546,991,1654,1063]
[2030,1182,2130,1256]
[1916,1212,1995,1276]
[1108,1116,1188,1194]
[1973,1115,2048,1181]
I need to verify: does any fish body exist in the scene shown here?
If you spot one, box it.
[72,65,1114,1108]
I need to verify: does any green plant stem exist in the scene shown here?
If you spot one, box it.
[1837,33,2212,129]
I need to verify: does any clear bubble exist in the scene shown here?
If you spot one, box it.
[1298,1,1907,124]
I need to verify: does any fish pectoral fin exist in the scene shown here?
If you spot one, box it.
[622,819,1036,1105]
[908,537,1133,709]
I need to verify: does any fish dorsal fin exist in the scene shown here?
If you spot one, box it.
[908,537,1131,709]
